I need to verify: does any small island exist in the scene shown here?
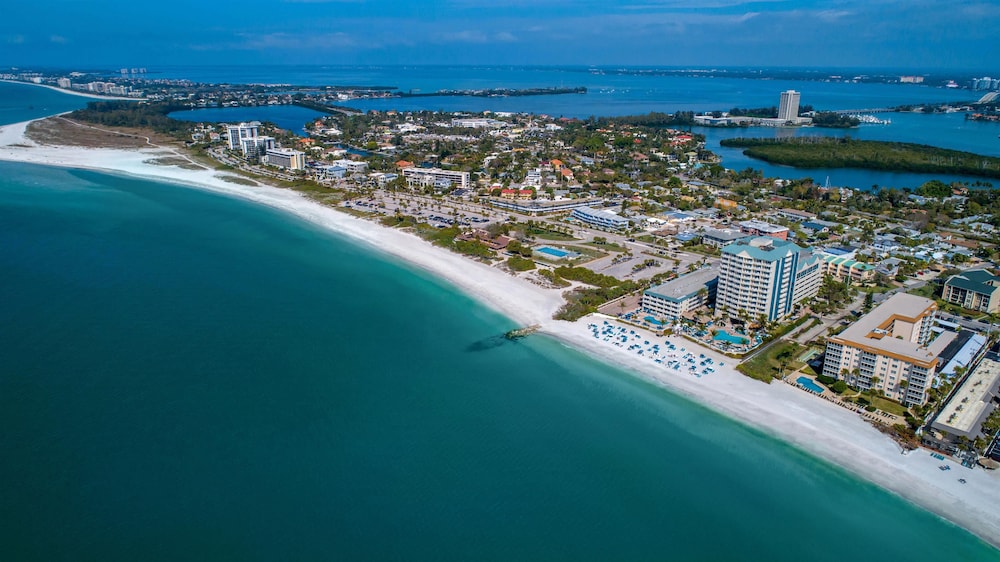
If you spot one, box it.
[720,137,1000,178]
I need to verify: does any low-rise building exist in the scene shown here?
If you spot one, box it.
[402,167,470,190]
[943,270,1000,313]
[570,207,630,231]
[774,208,817,222]
[642,266,719,321]
[738,219,789,240]
[702,228,748,249]
[823,255,875,284]
[822,293,954,406]
[931,352,1000,441]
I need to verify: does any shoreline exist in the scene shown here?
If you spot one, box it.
[1,117,999,549]
[0,79,143,101]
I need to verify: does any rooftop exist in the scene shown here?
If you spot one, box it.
[703,228,747,242]
[722,237,803,262]
[739,219,789,234]
[945,269,1000,295]
[824,255,874,271]
[932,354,1000,437]
[645,265,720,303]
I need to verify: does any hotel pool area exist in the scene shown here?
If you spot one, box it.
[644,316,666,327]
[797,376,825,393]
[536,246,570,258]
[713,330,748,344]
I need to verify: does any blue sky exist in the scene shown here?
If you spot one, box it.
[2,0,996,69]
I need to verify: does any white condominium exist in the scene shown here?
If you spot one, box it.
[778,90,800,122]
[715,237,821,322]
[822,293,954,406]
[227,122,260,151]
[402,167,470,190]
[265,148,307,170]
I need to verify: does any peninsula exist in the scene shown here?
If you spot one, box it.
[721,137,1000,179]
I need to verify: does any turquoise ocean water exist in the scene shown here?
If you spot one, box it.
[1,79,998,560]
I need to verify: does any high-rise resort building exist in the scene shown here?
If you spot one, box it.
[778,90,800,122]
[715,237,821,322]
[226,122,275,157]
[822,293,955,406]
[227,122,261,151]
[264,148,307,171]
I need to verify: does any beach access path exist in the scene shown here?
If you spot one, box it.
[1,117,998,549]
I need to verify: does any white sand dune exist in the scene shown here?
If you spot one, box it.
[1,118,998,547]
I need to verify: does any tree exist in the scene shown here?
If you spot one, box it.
[863,291,874,311]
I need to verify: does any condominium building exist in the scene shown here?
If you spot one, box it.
[822,293,955,406]
[943,270,1000,313]
[715,237,821,322]
[227,122,261,151]
[265,148,307,170]
[778,90,800,122]
[569,207,631,231]
[642,266,719,321]
[702,228,749,249]
[330,159,369,174]
[402,167,470,190]
[738,220,789,240]
[823,255,875,284]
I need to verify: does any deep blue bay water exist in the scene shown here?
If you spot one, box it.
[2,75,999,559]
[162,65,1000,189]
[1,164,998,560]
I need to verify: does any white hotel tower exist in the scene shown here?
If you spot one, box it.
[778,90,800,122]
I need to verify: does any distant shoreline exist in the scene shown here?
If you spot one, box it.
[0,79,142,101]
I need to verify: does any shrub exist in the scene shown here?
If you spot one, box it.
[508,256,536,271]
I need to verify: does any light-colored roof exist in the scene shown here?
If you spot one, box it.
[645,265,719,303]
[722,237,801,262]
[933,356,1000,437]
[832,293,950,366]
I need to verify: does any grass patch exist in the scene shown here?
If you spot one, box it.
[532,230,577,241]
[737,341,804,383]
[854,395,909,416]
[907,283,938,300]
[217,175,259,186]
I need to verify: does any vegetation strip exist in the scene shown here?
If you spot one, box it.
[720,137,1000,179]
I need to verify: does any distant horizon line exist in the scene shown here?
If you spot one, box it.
[4,63,999,75]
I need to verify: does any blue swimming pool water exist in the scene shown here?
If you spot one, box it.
[713,330,748,344]
[797,376,825,393]
[644,316,665,326]
[537,246,569,258]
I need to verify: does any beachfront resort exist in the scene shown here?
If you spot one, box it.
[8,74,1000,482]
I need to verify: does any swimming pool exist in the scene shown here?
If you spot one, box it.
[713,330,748,344]
[644,316,666,326]
[796,376,825,393]
[536,246,570,258]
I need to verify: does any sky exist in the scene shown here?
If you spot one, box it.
[2,0,997,70]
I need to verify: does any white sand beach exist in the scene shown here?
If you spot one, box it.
[2,117,999,547]
[0,79,142,100]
